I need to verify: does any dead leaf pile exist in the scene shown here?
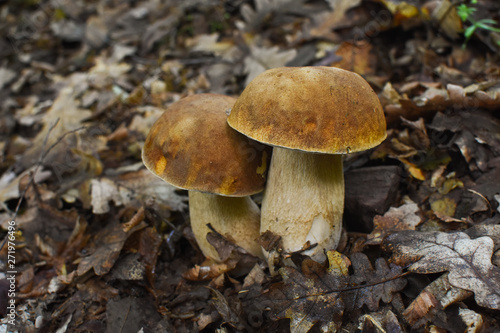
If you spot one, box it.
[1,0,500,332]
[249,251,406,332]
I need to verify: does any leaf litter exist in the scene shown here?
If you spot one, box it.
[1,0,500,332]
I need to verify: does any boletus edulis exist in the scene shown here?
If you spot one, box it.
[227,66,387,262]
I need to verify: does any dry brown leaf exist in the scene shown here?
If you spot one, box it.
[77,219,147,276]
[87,56,131,89]
[90,178,134,214]
[404,289,440,327]
[367,201,422,245]
[422,0,463,40]
[88,169,186,214]
[187,33,238,60]
[239,0,308,31]
[263,251,405,333]
[403,273,472,327]
[332,41,376,75]
[429,111,500,172]
[266,258,345,333]
[208,287,244,330]
[183,261,234,281]
[19,86,92,169]
[384,230,500,310]
[345,253,407,312]
[356,309,405,332]
[0,167,51,211]
[0,67,16,90]
[310,0,362,40]
[243,45,296,86]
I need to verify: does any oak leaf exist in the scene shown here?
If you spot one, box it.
[384,230,500,310]
[263,251,406,333]
[345,252,407,311]
[267,258,345,333]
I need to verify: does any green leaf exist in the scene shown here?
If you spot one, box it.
[456,4,475,22]
[475,20,500,33]
[464,25,477,39]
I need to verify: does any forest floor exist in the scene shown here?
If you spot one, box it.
[1,0,500,332]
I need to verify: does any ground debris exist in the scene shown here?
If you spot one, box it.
[1,0,500,332]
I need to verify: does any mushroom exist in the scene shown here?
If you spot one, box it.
[227,66,387,261]
[142,94,268,261]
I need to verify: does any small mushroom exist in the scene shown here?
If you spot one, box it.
[142,94,268,261]
[227,66,387,261]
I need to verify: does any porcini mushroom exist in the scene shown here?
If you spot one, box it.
[227,66,386,261]
[142,94,268,261]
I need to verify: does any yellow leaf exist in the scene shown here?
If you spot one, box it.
[431,197,456,217]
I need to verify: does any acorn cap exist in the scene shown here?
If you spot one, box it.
[227,66,387,154]
[142,94,268,197]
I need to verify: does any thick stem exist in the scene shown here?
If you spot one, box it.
[188,192,264,261]
[261,147,344,261]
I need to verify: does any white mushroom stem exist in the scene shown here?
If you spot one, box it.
[261,147,344,261]
[188,191,264,261]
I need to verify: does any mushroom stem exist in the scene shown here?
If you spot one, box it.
[261,147,344,261]
[188,191,264,260]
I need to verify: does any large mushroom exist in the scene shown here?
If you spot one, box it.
[142,94,268,261]
[227,66,387,261]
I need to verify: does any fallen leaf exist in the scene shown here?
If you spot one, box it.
[458,308,484,333]
[403,273,472,327]
[243,45,297,86]
[182,226,261,280]
[345,252,407,312]
[183,261,234,281]
[403,289,440,327]
[141,15,180,53]
[19,86,92,169]
[384,230,500,310]
[106,295,162,333]
[239,0,308,31]
[310,0,362,40]
[422,0,463,40]
[266,258,345,333]
[209,287,244,330]
[367,201,422,245]
[88,169,186,214]
[263,250,405,332]
[0,67,17,90]
[0,167,51,211]
[357,309,405,332]
[87,56,132,89]
[430,197,457,217]
[332,41,376,75]
[90,178,134,214]
[109,253,146,281]
[187,33,238,60]
[77,218,147,276]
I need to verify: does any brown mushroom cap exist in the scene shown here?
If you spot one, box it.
[142,94,268,196]
[227,66,387,154]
